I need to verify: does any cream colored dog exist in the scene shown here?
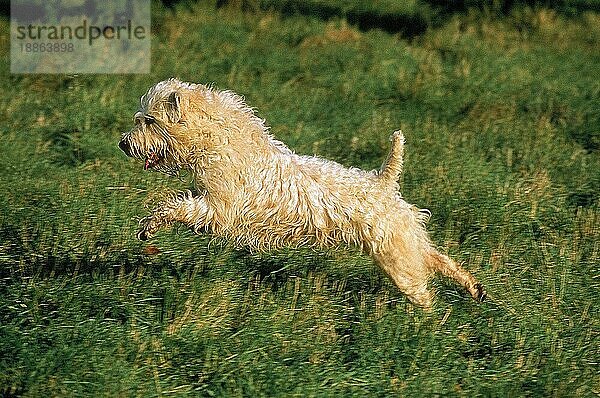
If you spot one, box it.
[119,78,486,308]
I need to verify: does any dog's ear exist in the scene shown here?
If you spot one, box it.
[164,91,182,123]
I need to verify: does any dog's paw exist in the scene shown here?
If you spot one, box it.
[136,229,152,241]
[473,283,487,302]
[137,216,158,241]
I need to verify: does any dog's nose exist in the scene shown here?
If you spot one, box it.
[118,138,131,156]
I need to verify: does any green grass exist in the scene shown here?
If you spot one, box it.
[1,2,599,396]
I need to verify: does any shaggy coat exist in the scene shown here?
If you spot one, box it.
[119,78,486,308]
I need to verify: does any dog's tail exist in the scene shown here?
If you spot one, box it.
[378,130,404,185]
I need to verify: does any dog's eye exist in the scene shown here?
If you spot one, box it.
[133,111,144,125]
[144,116,156,125]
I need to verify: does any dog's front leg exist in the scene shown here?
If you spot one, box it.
[137,191,209,241]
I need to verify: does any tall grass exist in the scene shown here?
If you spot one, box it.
[1,2,599,396]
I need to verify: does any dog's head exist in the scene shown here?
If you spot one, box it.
[118,78,204,175]
[119,78,280,176]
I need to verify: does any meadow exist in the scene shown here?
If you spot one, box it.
[0,1,599,396]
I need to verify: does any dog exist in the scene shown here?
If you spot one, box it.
[118,78,486,308]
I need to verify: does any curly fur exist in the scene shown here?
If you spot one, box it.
[119,78,486,308]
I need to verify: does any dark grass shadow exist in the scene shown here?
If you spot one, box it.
[2,0,599,25]
[262,1,431,37]
[214,0,600,38]
[231,247,393,296]
[0,223,209,284]
[3,0,599,42]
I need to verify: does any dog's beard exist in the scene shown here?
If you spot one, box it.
[123,124,183,177]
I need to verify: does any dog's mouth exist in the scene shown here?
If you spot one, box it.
[144,151,162,170]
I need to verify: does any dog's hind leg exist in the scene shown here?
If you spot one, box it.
[427,251,486,302]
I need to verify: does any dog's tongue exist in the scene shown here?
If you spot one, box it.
[144,152,158,170]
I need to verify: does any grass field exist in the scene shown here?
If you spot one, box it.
[1,1,599,396]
